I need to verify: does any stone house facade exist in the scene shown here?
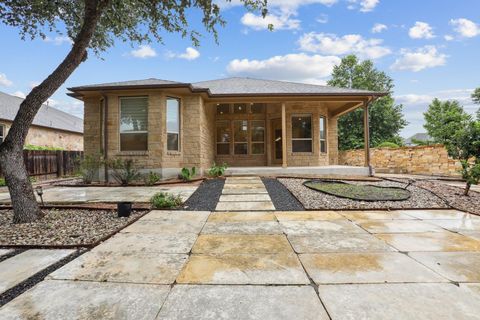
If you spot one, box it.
[69,77,383,179]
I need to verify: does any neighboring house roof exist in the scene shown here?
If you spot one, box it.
[68,77,385,97]
[0,91,83,134]
[404,133,432,145]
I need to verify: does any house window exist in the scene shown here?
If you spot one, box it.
[292,115,312,153]
[0,124,4,143]
[119,97,148,151]
[216,121,231,155]
[233,120,248,154]
[251,103,266,114]
[233,103,247,114]
[251,120,265,154]
[167,97,180,151]
[320,116,327,153]
[216,104,230,115]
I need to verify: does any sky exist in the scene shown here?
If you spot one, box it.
[0,0,479,138]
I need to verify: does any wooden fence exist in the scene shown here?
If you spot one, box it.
[1,150,83,178]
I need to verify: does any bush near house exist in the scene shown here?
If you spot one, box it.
[107,158,141,186]
[144,171,161,186]
[180,167,196,181]
[150,192,183,209]
[377,142,400,148]
[77,154,103,184]
[208,163,228,177]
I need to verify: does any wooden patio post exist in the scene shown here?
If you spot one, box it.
[363,101,372,175]
[281,103,287,168]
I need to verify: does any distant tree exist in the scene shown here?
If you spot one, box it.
[0,0,268,223]
[472,87,480,120]
[328,55,407,150]
[410,138,434,146]
[423,99,471,145]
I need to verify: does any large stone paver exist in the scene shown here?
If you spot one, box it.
[139,210,210,222]
[424,219,480,232]
[208,211,276,222]
[202,221,283,234]
[49,251,187,284]
[461,231,480,240]
[219,194,271,202]
[192,235,293,254]
[356,219,445,233]
[288,233,394,253]
[0,249,74,294]
[120,219,205,234]
[275,211,343,221]
[397,209,478,220]
[0,280,169,320]
[221,188,269,195]
[0,249,13,257]
[318,283,480,320]
[157,285,329,320]
[376,232,480,252]
[280,220,368,235]
[300,252,447,284]
[340,210,416,221]
[409,252,480,282]
[216,201,275,211]
[176,253,309,284]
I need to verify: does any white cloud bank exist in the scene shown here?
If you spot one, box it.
[391,46,447,72]
[450,18,480,38]
[0,73,13,87]
[44,36,73,45]
[298,32,391,59]
[371,23,387,33]
[241,12,300,31]
[347,0,380,12]
[166,47,200,61]
[130,45,157,59]
[408,21,435,39]
[227,53,341,84]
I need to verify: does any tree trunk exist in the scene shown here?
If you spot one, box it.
[464,183,471,196]
[0,0,106,223]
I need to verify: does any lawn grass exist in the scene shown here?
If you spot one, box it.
[303,180,411,201]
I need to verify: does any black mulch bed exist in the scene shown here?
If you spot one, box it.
[262,177,304,211]
[183,178,225,211]
[0,249,87,307]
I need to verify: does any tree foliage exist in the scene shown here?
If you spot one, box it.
[472,87,480,120]
[327,55,407,150]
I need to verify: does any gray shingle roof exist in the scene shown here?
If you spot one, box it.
[68,77,384,97]
[0,91,83,134]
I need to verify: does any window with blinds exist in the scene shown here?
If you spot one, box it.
[119,97,148,151]
[167,97,181,151]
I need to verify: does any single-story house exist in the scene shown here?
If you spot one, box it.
[68,77,384,179]
[0,91,83,150]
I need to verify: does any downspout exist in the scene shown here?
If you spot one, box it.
[102,94,109,182]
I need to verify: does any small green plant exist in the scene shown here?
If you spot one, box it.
[0,178,6,187]
[77,154,103,184]
[24,144,64,151]
[377,142,400,148]
[180,167,196,181]
[144,171,161,186]
[107,158,141,185]
[208,162,228,177]
[150,192,183,208]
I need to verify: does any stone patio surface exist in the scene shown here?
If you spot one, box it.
[2,207,480,319]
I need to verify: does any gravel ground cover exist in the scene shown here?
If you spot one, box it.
[262,177,304,211]
[414,180,480,216]
[183,178,225,211]
[0,249,85,307]
[279,178,449,210]
[0,209,144,247]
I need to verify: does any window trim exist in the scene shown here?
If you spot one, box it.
[166,96,181,152]
[233,119,248,155]
[291,114,313,153]
[250,120,265,155]
[119,96,149,152]
[216,120,231,156]
[319,115,327,154]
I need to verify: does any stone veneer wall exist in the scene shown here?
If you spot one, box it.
[0,120,83,151]
[338,144,462,177]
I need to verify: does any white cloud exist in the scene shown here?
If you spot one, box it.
[391,46,447,72]
[408,21,435,39]
[371,23,387,33]
[13,91,26,98]
[0,73,13,87]
[217,0,338,10]
[450,18,480,38]
[241,12,300,31]
[44,36,73,45]
[130,45,157,59]
[444,35,454,41]
[166,47,200,61]
[316,14,329,24]
[298,32,391,59]
[227,53,341,83]
[347,0,380,12]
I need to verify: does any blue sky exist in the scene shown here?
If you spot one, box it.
[0,0,479,138]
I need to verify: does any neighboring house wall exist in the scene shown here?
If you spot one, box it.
[0,120,83,151]
[339,145,461,177]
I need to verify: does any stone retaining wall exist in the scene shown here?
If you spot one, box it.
[338,144,461,177]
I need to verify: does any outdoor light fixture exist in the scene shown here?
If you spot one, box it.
[35,186,44,207]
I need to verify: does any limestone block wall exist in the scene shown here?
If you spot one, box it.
[338,144,462,177]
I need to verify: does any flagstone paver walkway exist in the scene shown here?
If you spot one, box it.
[2,208,480,319]
[215,176,275,211]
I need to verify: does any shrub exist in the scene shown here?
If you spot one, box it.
[24,144,64,151]
[107,158,141,185]
[0,178,6,187]
[377,142,400,148]
[77,154,103,184]
[144,171,161,186]
[208,162,228,177]
[180,167,196,181]
[150,192,183,209]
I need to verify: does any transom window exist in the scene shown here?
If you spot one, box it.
[320,116,327,153]
[216,103,266,115]
[292,115,312,153]
[119,97,148,151]
[166,97,181,151]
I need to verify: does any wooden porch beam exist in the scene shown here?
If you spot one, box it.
[281,103,287,168]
